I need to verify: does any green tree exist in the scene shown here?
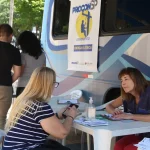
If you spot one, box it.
[0,0,44,38]
[0,0,9,24]
[14,0,44,37]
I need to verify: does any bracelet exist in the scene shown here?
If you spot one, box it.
[55,113,60,119]
[66,115,74,120]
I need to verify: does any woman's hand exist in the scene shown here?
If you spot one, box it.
[113,113,133,120]
[65,106,78,119]
[57,106,68,119]
[112,109,123,116]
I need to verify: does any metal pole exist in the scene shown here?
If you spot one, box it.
[9,0,14,27]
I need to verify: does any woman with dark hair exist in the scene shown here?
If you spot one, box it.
[106,67,150,150]
[16,31,46,96]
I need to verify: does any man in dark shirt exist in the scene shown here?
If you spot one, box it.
[0,24,21,129]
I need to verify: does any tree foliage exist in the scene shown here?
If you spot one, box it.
[0,0,10,24]
[0,0,44,37]
[14,0,44,37]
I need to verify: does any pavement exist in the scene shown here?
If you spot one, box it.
[65,129,91,150]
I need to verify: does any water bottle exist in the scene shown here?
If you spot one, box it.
[87,97,96,119]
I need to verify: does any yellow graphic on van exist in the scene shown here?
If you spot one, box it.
[76,10,92,38]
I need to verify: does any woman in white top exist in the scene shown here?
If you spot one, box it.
[16,31,46,96]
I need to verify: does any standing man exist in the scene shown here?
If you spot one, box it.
[0,24,21,129]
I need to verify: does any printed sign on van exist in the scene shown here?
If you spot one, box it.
[68,0,101,72]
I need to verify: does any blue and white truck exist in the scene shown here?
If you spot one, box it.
[41,0,150,105]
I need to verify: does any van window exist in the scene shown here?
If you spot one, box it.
[101,0,150,35]
[52,0,70,38]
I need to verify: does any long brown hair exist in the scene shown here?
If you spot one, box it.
[118,67,149,100]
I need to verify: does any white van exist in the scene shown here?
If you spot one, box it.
[41,0,150,105]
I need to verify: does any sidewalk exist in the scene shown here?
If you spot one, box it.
[66,129,90,150]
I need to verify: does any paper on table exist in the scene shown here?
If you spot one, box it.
[134,138,150,150]
[100,114,122,121]
[74,117,108,126]
[57,99,78,104]
[100,113,133,121]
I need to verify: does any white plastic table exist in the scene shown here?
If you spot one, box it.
[73,111,150,150]
[49,96,88,113]
[49,97,150,150]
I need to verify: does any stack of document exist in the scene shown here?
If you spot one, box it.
[74,117,108,127]
[134,138,150,150]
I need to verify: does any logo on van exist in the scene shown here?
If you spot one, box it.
[76,10,92,38]
[90,0,98,10]
[73,4,91,13]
